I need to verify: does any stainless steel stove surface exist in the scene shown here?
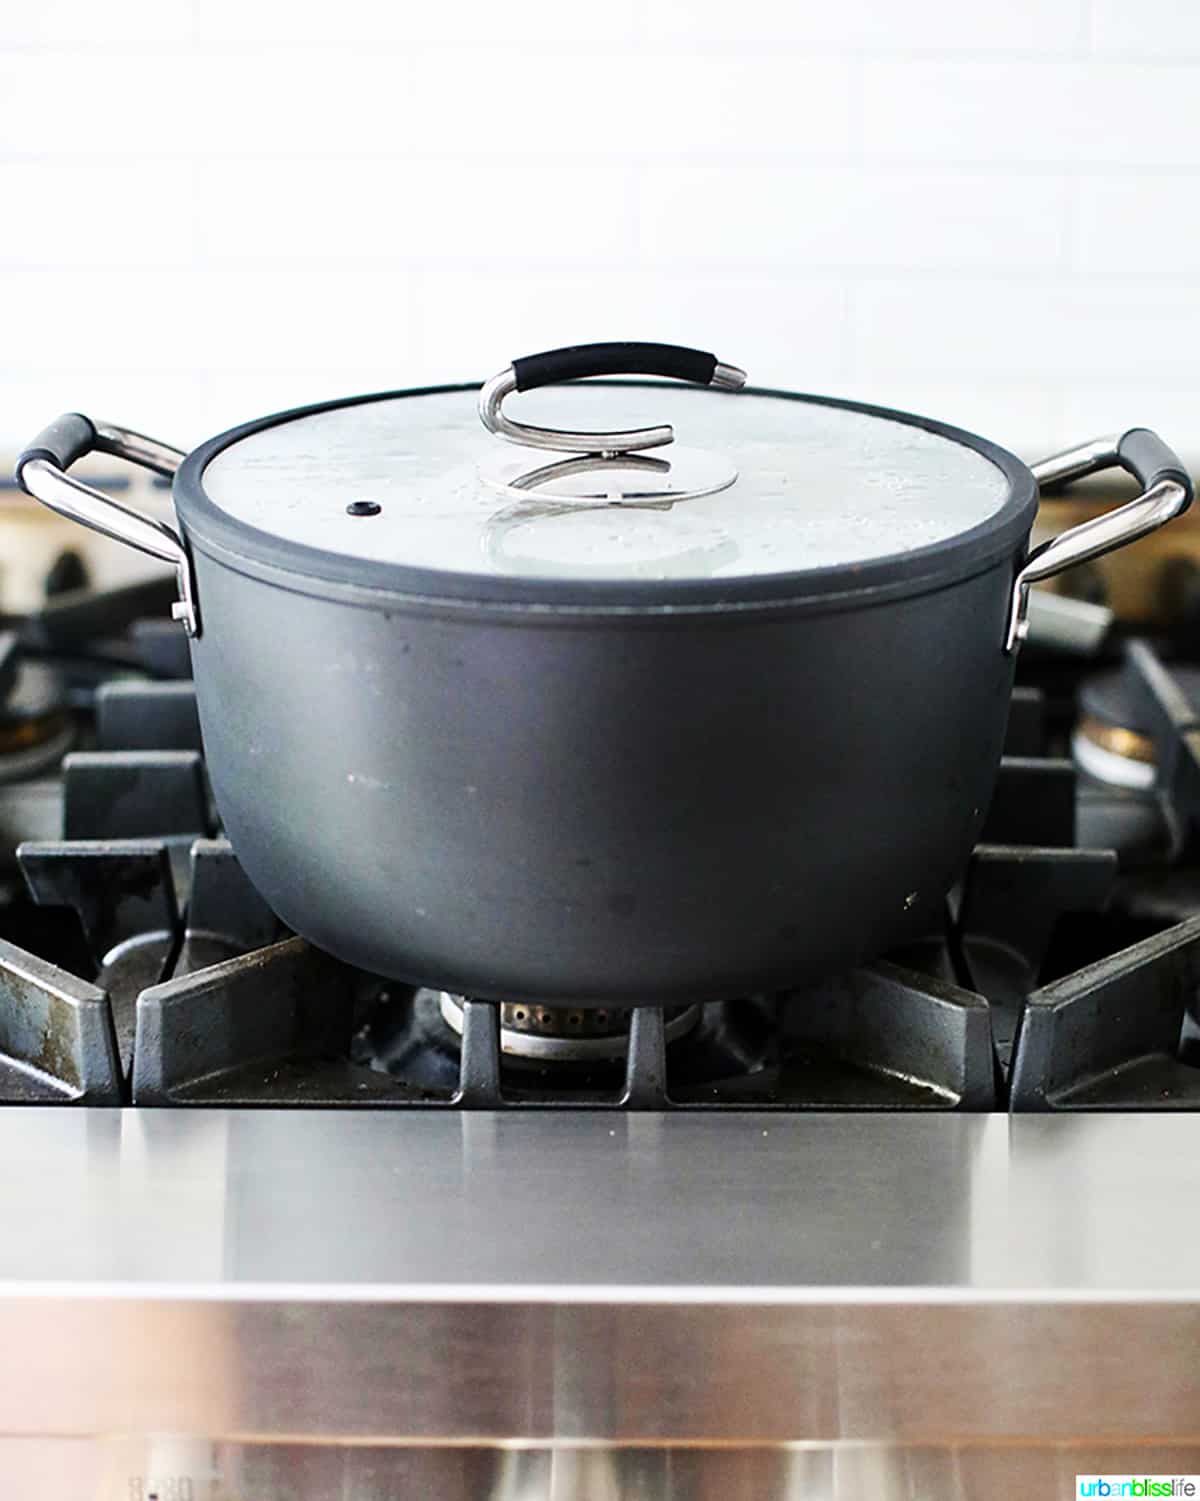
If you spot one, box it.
[3,577,1200,1498]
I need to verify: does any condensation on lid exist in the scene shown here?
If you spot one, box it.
[200,385,1012,582]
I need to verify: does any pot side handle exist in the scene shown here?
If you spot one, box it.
[478,341,747,456]
[1006,427,1194,653]
[14,415,198,637]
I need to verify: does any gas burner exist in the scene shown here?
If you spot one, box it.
[351,986,775,1103]
[437,992,701,1062]
[1064,650,1200,867]
[1072,664,1200,790]
[0,655,74,782]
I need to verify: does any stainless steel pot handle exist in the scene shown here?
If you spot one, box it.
[1006,427,1193,652]
[14,414,198,636]
[478,341,747,456]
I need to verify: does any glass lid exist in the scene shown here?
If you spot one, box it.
[199,343,1014,585]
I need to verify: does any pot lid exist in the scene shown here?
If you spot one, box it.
[195,342,1024,590]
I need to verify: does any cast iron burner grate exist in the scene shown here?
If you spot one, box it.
[0,607,1199,1110]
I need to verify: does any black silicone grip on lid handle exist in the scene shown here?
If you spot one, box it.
[512,342,721,393]
[481,343,747,455]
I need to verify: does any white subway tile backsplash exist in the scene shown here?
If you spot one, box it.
[197,158,637,263]
[13,48,845,166]
[0,54,204,156]
[1057,283,1200,382]
[1073,174,1200,274]
[4,270,209,371]
[2,0,1200,461]
[0,51,431,159]
[851,279,1061,377]
[863,60,1200,165]
[0,163,197,266]
[646,0,1085,53]
[194,0,636,44]
[852,278,1200,383]
[5,0,195,45]
[1061,387,1200,450]
[3,265,416,376]
[638,167,1067,268]
[408,271,850,390]
[188,270,418,372]
[1090,0,1200,59]
[177,52,425,157]
[402,51,856,159]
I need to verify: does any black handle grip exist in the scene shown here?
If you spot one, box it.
[1118,428,1194,508]
[512,342,719,393]
[15,413,98,492]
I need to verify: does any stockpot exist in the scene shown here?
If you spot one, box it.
[15,342,1193,1004]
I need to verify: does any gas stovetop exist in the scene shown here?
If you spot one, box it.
[1,580,1199,1114]
[6,580,1200,1500]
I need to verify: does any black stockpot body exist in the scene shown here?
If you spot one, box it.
[19,364,1191,1005]
[183,543,1020,1004]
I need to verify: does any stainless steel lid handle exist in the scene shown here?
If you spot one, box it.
[478,341,747,456]
[1005,427,1193,653]
[15,414,198,636]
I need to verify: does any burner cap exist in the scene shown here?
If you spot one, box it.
[438,993,700,1063]
[1074,665,1200,791]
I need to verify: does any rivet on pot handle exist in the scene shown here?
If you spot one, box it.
[478,341,747,456]
[1006,427,1194,653]
[14,415,197,636]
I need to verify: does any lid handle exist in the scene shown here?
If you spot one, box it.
[478,342,747,456]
